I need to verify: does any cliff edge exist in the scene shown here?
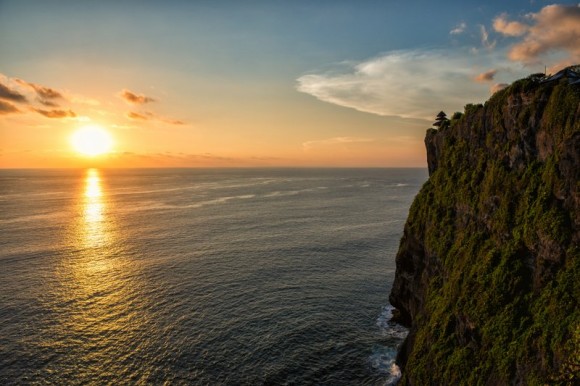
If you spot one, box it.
[389,67,580,385]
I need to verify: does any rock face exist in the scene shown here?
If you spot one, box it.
[389,68,580,385]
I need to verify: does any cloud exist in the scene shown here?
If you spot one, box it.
[302,137,374,151]
[34,109,76,118]
[15,79,64,100]
[127,111,148,120]
[480,25,496,50]
[450,22,467,35]
[163,118,185,125]
[490,83,509,94]
[13,78,65,107]
[38,99,60,107]
[474,69,498,82]
[0,74,75,116]
[496,4,580,70]
[0,83,27,103]
[119,89,155,104]
[297,49,499,120]
[493,14,529,36]
[126,110,185,125]
[0,100,20,114]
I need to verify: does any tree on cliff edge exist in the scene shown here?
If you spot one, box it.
[432,111,449,129]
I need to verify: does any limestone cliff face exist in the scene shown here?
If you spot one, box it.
[389,68,580,385]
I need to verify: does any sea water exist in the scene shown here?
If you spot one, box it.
[0,168,426,385]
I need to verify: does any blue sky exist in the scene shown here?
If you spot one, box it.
[0,1,556,75]
[0,1,578,167]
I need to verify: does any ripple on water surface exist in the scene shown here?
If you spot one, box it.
[0,168,425,385]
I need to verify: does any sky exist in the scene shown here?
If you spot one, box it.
[0,0,579,168]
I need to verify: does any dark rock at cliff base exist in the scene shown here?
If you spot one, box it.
[389,66,580,385]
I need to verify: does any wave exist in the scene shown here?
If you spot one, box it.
[187,194,256,208]
[0,212,67,224]
[368,345,402,386]
[118,194,257,212]
[369,305,409,385]
[263,186,327,198]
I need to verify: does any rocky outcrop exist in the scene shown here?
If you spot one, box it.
[389,67,580,385]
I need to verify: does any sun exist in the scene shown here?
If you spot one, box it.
[71,125,113,156]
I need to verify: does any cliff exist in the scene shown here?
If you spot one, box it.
[389,67,580,385]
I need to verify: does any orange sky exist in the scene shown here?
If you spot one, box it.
[1,1,577,168]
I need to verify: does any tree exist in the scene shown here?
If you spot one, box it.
[433,111,449,129]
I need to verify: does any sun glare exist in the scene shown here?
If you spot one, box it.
[71,125,113,156]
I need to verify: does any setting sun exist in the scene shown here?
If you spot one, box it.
[71,125,113,156]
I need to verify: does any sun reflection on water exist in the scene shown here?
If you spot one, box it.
[50,169,151,379]
[83,169,105,242]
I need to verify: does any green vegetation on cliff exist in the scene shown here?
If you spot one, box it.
[390,69,580,385]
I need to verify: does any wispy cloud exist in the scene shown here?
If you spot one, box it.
[164,118,185,125]
[480,25,496,50]
[0,100,20,114]
[450,22,467,35]
[109,151,285,167]
[0,73,79,119]
[297,49,500,120]
[34,108,76,118]
[126,110,184,125]
[119,89,156,105]
[120,88,184,125]
[474,69,497,82]
[127,111,148,120]
[15,78,64,106]
[0,83,27,103]
[494,4,580,71]
[302,137,374,151]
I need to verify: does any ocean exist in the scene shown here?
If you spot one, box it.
[0,168,426,385]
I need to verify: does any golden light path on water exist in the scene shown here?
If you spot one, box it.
[51,169,156,382]
[83,169,106,248]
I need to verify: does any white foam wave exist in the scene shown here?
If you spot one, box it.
[377,305,409,339]
[369,346,402,385]
[188,194,256,208]
[118,194,257,212]
[263,187,327,198]
[263,191,296,198]
[370,305,409,385]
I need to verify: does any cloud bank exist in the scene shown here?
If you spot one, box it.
[297,50,496,120]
